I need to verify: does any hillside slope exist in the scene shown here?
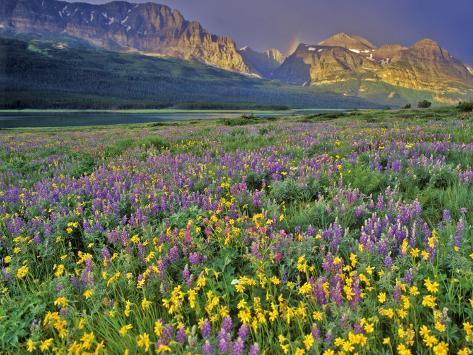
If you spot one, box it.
[0,36,379,109]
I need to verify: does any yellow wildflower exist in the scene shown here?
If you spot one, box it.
[137,333,150,352]
[39,338,53,352]
[16,265,29,279]
[119,324,133,336]
[303,334,314,350]
[26,339,36,352]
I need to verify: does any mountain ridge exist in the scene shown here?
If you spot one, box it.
[0,0,472,105]
[273,34,473,103]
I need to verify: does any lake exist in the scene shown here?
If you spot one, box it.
[0,109,344,128]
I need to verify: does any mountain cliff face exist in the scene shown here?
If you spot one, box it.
[273,33,473,102]
[239,47,285,77]
[274,43,379,85]
[377,39,473,92]
[0,0,251,73]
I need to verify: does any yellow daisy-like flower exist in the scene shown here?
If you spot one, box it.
[313,311,323,321]
[16,265,29,279]
[39,338,53,352]
[26,339,36,352]
[424,278,439,293]
[154,321,163,337]
[303,334,314,350]
[119,324,133,337]
[83,289,94,299]
[397,344,412,355]
[136,333,150,352]
[141,297,152,311]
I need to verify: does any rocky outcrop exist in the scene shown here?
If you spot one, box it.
[0,0,251,73]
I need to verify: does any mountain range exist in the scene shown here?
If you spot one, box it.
[1,0,472,107]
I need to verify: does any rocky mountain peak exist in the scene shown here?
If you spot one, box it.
[412,38,441,49]
[319,32,377,51]
[408,38,452,61]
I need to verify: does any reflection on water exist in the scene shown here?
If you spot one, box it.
[0,109,343,128]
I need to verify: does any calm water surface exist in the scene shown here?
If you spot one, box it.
[0,109,343,128]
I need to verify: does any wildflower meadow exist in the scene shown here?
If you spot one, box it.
[0,109,472,354]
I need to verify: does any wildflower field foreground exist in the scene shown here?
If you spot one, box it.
[1,108,472,354]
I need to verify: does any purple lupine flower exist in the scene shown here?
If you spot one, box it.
[168,245,180,262]
[355,206,364,219]
[384,255,393,269]
[330,274,343,306]
[176,327,186,344]
[159,324,173,345]
[32,234,42,244]
[454,218,465,251]
[248,343,260,355]
[312,326,321,340]
[222,316,233,333]
[354,322,365,334]
[101,247,111,263]
[182,264,190,281]
[349,276,361,309]
[237,325,249,341]
[324,330,334,345]
[403,268,413,285]
[232,337,245,355]
[313,277,328,305]
[393,284,401,301]
[202,340,213,355]
[201,319,212,339]
[218,336,231,353]
[442,209,451,223]
[189,252,202,265]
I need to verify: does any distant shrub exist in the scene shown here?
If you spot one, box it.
[283,201,333,231]
[138,136,169,150]
[429,167,458,189]
[245,171,271,191]
[457,101,473,112]
[230,128,247,137]
[222,118,257,126]
[269,179,304,204]
[258,127,270,135]
[417,100,432,108]
[268,178,322,204]
[103,138,135,158]
[402,104,412,109]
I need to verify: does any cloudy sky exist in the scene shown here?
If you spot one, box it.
[70,0,473,64]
